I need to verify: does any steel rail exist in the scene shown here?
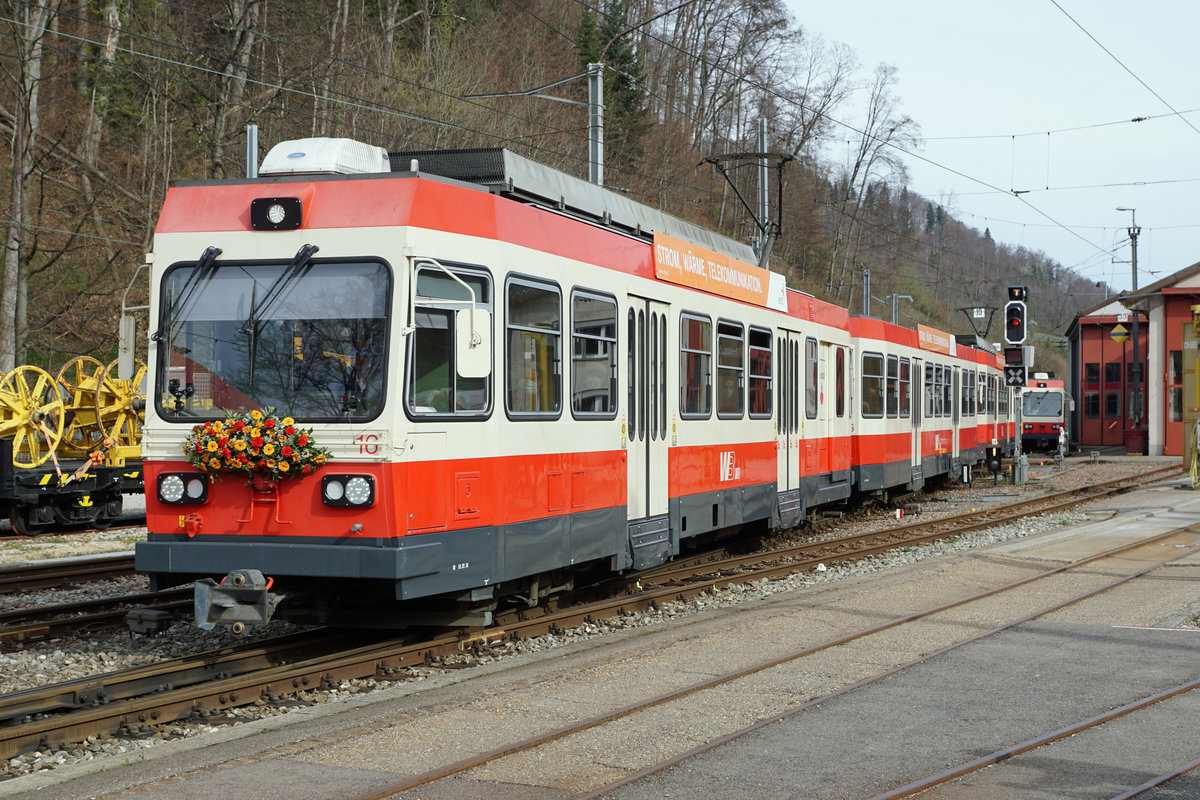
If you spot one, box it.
[0,553,136,594]
[869,678,1200,800]
[343,524,1200,800]
[0,587,192,643]
[1108,756,1200,799]
[635,464,1181,591]
[0,465,1181,762]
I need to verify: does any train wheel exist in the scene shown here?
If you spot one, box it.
[10,505,49,536]
[0,365,65,468]
[55,356,107,456]
[93,359,146,451]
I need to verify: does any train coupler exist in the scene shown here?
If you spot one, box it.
[194,569,284,632]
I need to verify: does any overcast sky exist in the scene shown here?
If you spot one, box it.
[787,0,1199,295]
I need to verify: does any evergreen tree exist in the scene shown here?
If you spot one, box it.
[576,1,652,177]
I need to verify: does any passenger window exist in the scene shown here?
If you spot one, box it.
[506,278,561,416]
[717,321,744,418]
[748,328,772,419]
[571,291,617,418]
[408,264,491,417]
[861,352,884,418]
[805,337,818,419]
[680,314,712,417]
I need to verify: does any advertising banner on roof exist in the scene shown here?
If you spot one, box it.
[917,323,955,355]
[653,231,787,312]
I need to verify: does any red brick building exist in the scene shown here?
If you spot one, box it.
[1067,261,1200,456]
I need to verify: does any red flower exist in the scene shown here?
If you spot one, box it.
[218,436,228,447]
[238,453,248,463]
[221,447,232,458]
[281,446,293,457]
[264,419,276,429]
[301,464,311,473]
[284,425,295,435]
[297,434,308,446]
[233,419,245,431]
[251,436,264,448]
[258,460,267,469]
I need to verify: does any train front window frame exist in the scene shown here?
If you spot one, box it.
[156,256,391,423]
[406,262,493,420]
[505,276,562,419]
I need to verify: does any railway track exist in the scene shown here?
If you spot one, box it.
[0,462,1181,764]
[0,553,136,595]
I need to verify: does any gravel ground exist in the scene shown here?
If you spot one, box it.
[0,457,1182,779]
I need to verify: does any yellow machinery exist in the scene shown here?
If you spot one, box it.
[0,357,144,469]
[0,357,144,534]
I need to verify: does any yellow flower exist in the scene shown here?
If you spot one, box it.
[250,409,263,420]
[266,459,276,468]
[234,440,246,451]
[251,428,261,438]
[212,421,224,432]
[263,443,275,456]
[279,461,290,472]
[208,457,221,470]
[315,454,326,464]
[206,440,219,452]
[282,417,294,426]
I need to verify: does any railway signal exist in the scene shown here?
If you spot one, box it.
[1004,285,1027,345]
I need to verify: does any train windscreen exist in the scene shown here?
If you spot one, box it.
[156,259,390,421]
[1022,390,1063,419]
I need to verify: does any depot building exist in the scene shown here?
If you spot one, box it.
[1066,259,1200,456]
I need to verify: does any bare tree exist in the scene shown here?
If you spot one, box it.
[826,63,919,302]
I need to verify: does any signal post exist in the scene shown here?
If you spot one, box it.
[1004,286,1029,484]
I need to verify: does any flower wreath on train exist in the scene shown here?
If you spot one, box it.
[183,409,330,482]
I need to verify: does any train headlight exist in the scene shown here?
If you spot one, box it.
[321,474,375,507]
[157,472,208,504]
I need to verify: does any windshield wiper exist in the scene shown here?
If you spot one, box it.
[238,244,319,385]
[238,243,319,335]
[151,246,222,342]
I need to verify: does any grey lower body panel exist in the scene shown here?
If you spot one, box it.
[138,505,626,600]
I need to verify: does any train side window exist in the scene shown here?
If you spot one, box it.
[505,277,562,418]
[408,263,492,418]
[680,313,712,417]
[835,347,846,418]
[861,352,884,418]
[717,321,744,418]
[962,369,973,417]
[898,357,910,418]
[571,290,617,419]
[749,327,772,419]
[885,355,899,418]
[659,312,667,436]
[628,309,636,438]
[926,367,936,419]
[805,337,818,419]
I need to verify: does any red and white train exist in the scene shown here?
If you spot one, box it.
[1020,375,1069,452]
[133,139,1014,630]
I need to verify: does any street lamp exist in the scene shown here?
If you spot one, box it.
[1116,206,1143,450]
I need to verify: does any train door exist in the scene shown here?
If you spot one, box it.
[777,330,803,494]
[952,366,961,462]
[911,356,923,482]
[817,341,833,473]
[626,297,669,524]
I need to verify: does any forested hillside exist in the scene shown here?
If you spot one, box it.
[2,0,1099,374]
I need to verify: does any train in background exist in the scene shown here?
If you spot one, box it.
[132,138,1015,632]
[1020,375,1069,452]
